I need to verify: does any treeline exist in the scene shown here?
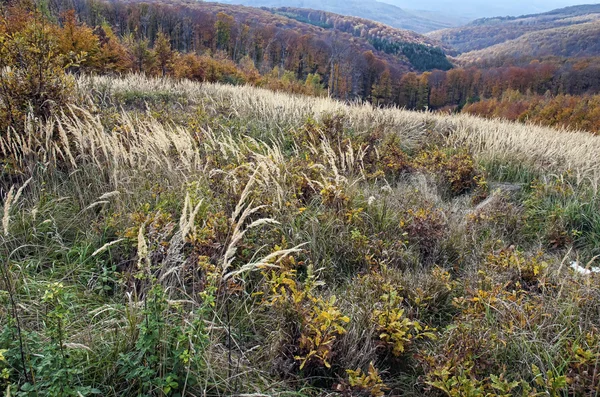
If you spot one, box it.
[463,92,600,133]
[387,60,600,110]
[381,60,600,133]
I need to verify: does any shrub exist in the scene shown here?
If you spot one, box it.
[263,263,350,374]
[403,205,448,261]
[377,133,412,178]
[336,362,388,396]
[414,146,481,196]
[0,7,75,135]
[372,283,435,359]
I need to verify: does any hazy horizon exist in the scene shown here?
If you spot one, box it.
[222,0,599,20]
[364,0,595,19]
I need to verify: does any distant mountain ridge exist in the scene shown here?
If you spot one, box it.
[218,0,466,32]
[427,3,600,63]
[378,0,588,19]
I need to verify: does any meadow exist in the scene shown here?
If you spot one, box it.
[2,73,600,396]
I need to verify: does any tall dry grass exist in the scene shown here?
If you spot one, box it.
[78,74,600,188]
[4,73,596,188]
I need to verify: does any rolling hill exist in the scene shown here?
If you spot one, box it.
[218,0,465,32]
[428,4,600,61]
[268,6,453,69]
[380,0,588,19]
[457,19,600,65]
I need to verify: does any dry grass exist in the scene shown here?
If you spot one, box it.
[78,74,600,187]
[4,73,593,188]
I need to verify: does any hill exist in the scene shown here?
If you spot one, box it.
[45,0,452,100]
[458,19,600,65]
[380,0,587,19]
[429,4,600,57]
[63,0,452,94]
[4,68,600,394]
[219,0,463,33]
[269,7,453,68]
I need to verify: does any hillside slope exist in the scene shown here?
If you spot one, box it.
[458,20,600,65]
[5,4,600,394]
[270,7,453,69]
[429,4,600,56]
[4,70,600,395]
[72,0,452,72]
[219,0,460,32]
[53,0,453,104]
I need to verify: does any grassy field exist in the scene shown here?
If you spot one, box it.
[2,74,600,396]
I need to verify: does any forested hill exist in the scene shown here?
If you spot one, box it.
[458,20,600,66]
[63,0,452,99]
[429,4,600,57]
[270,7,450,49]
[270,7,453,70]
